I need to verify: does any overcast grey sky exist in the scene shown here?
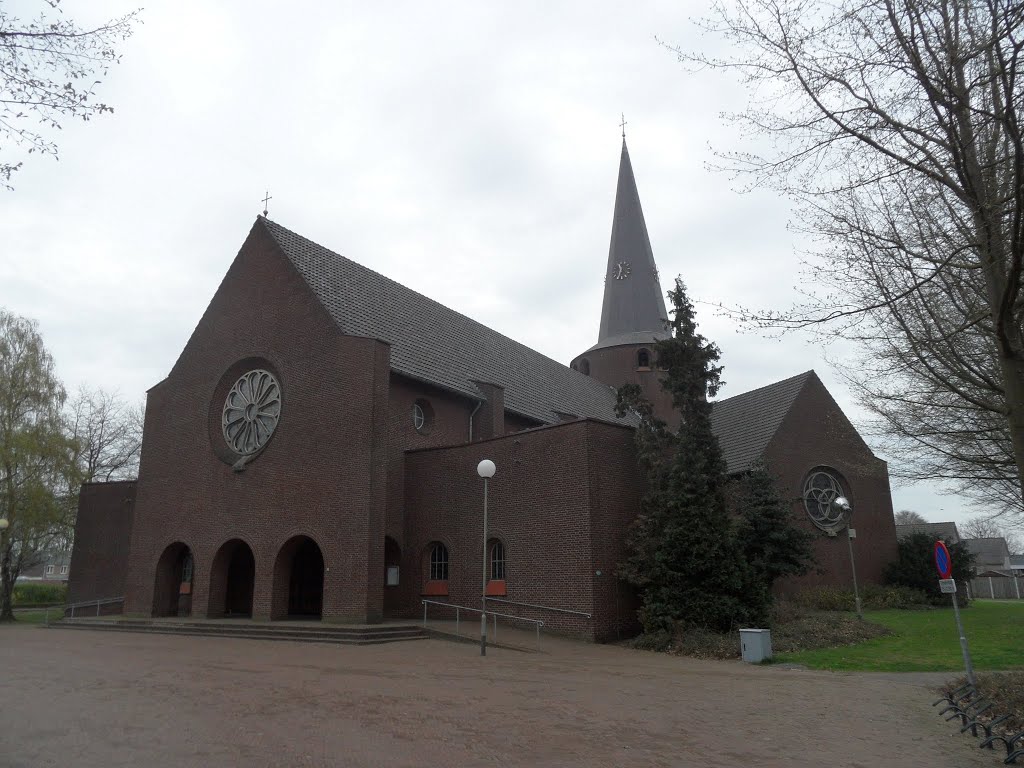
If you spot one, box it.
[0,0,984,525]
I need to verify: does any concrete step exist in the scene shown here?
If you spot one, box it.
[52,619,427,646]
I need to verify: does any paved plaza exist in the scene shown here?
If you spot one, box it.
[1,625,992,767]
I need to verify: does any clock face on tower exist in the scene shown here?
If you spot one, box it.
[612,261,631,280]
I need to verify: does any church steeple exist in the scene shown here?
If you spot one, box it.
[570,137,676,424]
[592,139,670,352]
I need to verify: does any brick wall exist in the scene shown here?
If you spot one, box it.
[67,481,136,609]
[764,374,899,592]
[586,423,644,641]
[122,221,391,623]
[571,344,676,426]
[403,419,643,641]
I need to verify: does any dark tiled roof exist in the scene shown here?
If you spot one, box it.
[260,218,630,425]
[709,371,814,473]
[895,522,961,543]
[962,537,1011,566]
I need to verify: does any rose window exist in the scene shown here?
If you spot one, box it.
[802,468,849,532]
[222,370,281,455]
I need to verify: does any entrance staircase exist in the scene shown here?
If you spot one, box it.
[52,617,427,646]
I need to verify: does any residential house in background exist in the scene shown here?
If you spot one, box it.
[963,537,1020,599]
[17,551,72,584]
[895,521,961,544]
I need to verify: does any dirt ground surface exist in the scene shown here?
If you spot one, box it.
[0,624,996,768]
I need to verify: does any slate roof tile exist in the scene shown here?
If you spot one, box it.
[259,218,827,467]
[261,218,629,425]
[709,371,814,473]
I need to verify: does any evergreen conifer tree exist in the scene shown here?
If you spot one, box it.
[616,279,750,633]
[731,461,816,624]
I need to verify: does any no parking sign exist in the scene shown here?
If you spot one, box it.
[934,540,953,578]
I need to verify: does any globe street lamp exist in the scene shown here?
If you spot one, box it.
[0,518,8,602]
[831,496,862,619]
[476,459,496,657]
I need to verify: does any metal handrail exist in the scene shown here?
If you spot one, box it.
[421,599,544,651]
[485,597,592,618]
[58,596,125,622]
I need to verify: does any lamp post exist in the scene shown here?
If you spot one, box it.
[476,459,496,657]
[831,496,862,619]
[0,518,8,610]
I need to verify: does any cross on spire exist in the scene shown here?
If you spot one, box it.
[619,113,627,139]
[261,190,273,218]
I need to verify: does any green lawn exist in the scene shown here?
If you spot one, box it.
[0,608,60,626]
[776,600,1024,672]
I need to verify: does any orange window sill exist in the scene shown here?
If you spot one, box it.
[485,580,507,597]
[422,580,449,596]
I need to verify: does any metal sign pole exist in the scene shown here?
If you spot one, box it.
[950,586,976,686]
[935,541,975,686]
[846,526,863,620]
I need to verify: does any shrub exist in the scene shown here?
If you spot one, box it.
[860,583,931,610]
[627,608,891,659]
[884,533,975,605]
[792,586,856,612]
[12,582,67,606]
[627,629,672,651]
[791,584,931,612]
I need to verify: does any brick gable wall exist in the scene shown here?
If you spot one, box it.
[764,374,898,591]
[122,222,390,622]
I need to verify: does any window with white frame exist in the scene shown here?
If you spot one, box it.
[60,565,68,575]
[45,565,55,575]
[489,540,505,581]
[412,399,435,434]
[429,543,449,581]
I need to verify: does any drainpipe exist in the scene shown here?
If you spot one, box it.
[468,399,483,442]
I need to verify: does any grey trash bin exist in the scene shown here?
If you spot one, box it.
[739,628,772,663]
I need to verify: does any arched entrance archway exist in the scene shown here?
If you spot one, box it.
[384,536,402,618]
[153,542,193,617]
[271,536,324,619]
[208,539,255,618]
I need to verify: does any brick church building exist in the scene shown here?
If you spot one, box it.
[68,141,899,641]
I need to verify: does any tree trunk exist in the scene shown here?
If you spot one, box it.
[0,541,14,622]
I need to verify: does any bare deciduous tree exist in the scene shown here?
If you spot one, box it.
[681,0,1024,519]
[66,386,143,483]
[0,1,142,187]
[961,515,1024,553]
[894,509,927,525]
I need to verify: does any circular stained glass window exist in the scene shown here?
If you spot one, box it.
[802,468,850,532]
[222,369,281,455]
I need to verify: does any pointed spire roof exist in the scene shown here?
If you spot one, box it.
[589,139,670,352]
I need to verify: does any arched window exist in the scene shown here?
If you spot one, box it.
[489,540,505,581]
[429,543,449,581]
[637,349,651,368]
[412,399,434,434]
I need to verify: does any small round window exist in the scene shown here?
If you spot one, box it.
[802,467,850,533]
[412,399,434,434]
